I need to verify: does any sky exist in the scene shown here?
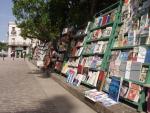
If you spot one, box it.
[0,0,15,42]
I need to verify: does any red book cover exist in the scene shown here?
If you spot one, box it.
[101,15,107,26]
[127,83,141,102]
[77,64,83,74]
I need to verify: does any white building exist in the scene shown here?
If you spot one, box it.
[8,21,31,58]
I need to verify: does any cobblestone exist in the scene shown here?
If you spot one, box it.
[0,58,96,113]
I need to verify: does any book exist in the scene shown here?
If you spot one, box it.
[139,66,148,83]
[124,61,132,79]
[102,27,112,37]
[92,29,102,40]
[108,77,122,102]
[106,15,110,24]
[119,51,129,61]
[127,83,141,102]
[73,74,84,86]
[129,62,142,81]
[145,48,150,63]
[103,77,112,92]
[120,80,130,98]
[127,31,134,46]
[101,15,107,26]
[137,46,147,63]
[119,61,127,78]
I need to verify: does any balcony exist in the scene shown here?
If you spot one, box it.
[8,42,31,46]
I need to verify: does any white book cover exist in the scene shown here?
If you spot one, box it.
[87,71,94,84]
[137,46,147,63]
[93,71,100,87]
[125,61,132,79]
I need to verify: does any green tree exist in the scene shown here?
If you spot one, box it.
[0,42,7,51]
[12,0,117,42]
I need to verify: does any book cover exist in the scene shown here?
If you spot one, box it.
[92,29,102,40]
[101,15,107,26]
[102,27,112,37]
[127,83,141,102]
[124,61,132,79]
[108,77,122,102]
[120,80,130,98]
[129,62,142,81]
[93,71,100,87]
[128,48,138,61]
[119,51,129,61]
[110,51,121,61]
[145,48,150,63]
[119,61,127,78]
[137,46,147,63]
[103,77,112,93]
[77,64,83,74]
[98,16,103,26]
[106,15,110,24]
[139,66,148,83]
[128,31,134,46]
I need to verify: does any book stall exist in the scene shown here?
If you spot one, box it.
[31,0,150,112]
[60,0,150,112]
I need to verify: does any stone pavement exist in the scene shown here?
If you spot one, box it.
[0,57,96,113]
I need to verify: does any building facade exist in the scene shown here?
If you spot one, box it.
[8,21,31,58]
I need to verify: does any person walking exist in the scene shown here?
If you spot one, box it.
[2,49,5,61]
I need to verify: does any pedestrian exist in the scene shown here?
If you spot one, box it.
[2,54,4,61]
[12,51,15,60]
[23,52,26,61]
[2,50,5,61]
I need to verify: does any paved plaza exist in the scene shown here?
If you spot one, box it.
[0,58,96,113]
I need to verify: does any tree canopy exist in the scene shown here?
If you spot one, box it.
[12,0,117,42]
[0,42,7,51]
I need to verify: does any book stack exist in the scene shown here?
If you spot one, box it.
[85,76,122,106]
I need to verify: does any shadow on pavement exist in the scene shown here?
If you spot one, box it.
[14,95,75,113]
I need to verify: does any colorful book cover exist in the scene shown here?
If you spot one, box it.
[119,51,129,61]
[128,48,138,61]
[139,66,148,83]
[98,16,103,26]
[106,15,110,24]
[101,15,107,26]
[108,77,122,102]
[103,77,112,93]
[120,80,130,98]
[145,48,150,63]
[127,83,141,102]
